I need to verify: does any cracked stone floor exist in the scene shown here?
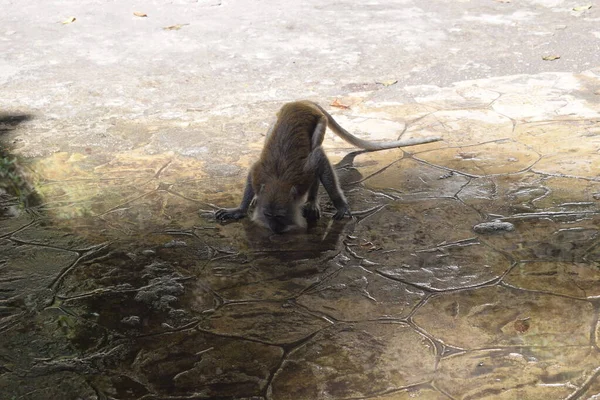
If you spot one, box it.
[2,70,600,400]
[2,0,600,399]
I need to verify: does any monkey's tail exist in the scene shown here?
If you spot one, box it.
[312,102,442,151]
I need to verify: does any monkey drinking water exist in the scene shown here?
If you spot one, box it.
[215,100,441,233]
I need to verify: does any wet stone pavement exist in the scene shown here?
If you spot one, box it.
[2,69,600,399]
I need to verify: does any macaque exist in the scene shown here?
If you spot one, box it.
[215,100,440,233]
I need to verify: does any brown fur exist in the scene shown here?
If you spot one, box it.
[254,102,317,194]
[250,102,320,232]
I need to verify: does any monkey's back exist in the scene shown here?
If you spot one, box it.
[257,102,321,186]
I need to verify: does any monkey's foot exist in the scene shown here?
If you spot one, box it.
[215,208,247,221]
[302,202,321,222]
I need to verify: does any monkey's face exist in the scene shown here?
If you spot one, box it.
[252,186,305,234]
[262,206,295,233]
[253,202,302,233]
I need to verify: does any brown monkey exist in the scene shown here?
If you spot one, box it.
[215,100,440,233]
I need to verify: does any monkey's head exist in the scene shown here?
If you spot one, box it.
[252,183,305,234]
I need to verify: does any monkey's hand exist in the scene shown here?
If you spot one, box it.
[332,203,352,220]
[302,202,321,222]
[215,208,247,221]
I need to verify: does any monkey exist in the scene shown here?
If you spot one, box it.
[215,100,441,234]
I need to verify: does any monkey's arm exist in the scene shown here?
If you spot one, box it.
[302,179,321,222]
[215,172,255,221]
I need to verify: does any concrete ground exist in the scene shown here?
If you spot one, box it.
[1,0,600,399]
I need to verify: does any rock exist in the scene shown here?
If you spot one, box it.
[473,221,515,234]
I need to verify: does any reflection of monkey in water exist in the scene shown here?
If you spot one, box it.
[215,100,441,233]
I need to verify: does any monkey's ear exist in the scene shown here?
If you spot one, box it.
[290,186,300,199]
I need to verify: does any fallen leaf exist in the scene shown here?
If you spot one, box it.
[513,318,530,333]
[573,4,592,11]
[458,152,477,159]
[377,79,398,87]
[542,55,560,61]
[61,17,76,24]
[163,23,189,31]
[330,99,350,109]
[134,12,148,18]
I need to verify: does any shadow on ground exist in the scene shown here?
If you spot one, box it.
[0,113,39,213]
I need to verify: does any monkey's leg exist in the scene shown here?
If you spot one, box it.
[305,118,348,220]
[264,123,275,140]
[215,172,255,221]
[310,116,327,149]
[302,178,321,222]
[303,115,328,174]
[312,147,350,220]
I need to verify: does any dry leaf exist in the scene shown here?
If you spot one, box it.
[377,79,398,87]
[163,23,189,31]
[61,17,76,24]
[513,318,530,333]
[542,55,560,61]
[573,4,592,11]
[330,99,350,109]
[133,12,148,17]
[458,152,477,159]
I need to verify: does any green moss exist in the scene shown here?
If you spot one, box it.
[0,153,34,206]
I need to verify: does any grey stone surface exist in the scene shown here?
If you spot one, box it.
[1,0,600,399]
